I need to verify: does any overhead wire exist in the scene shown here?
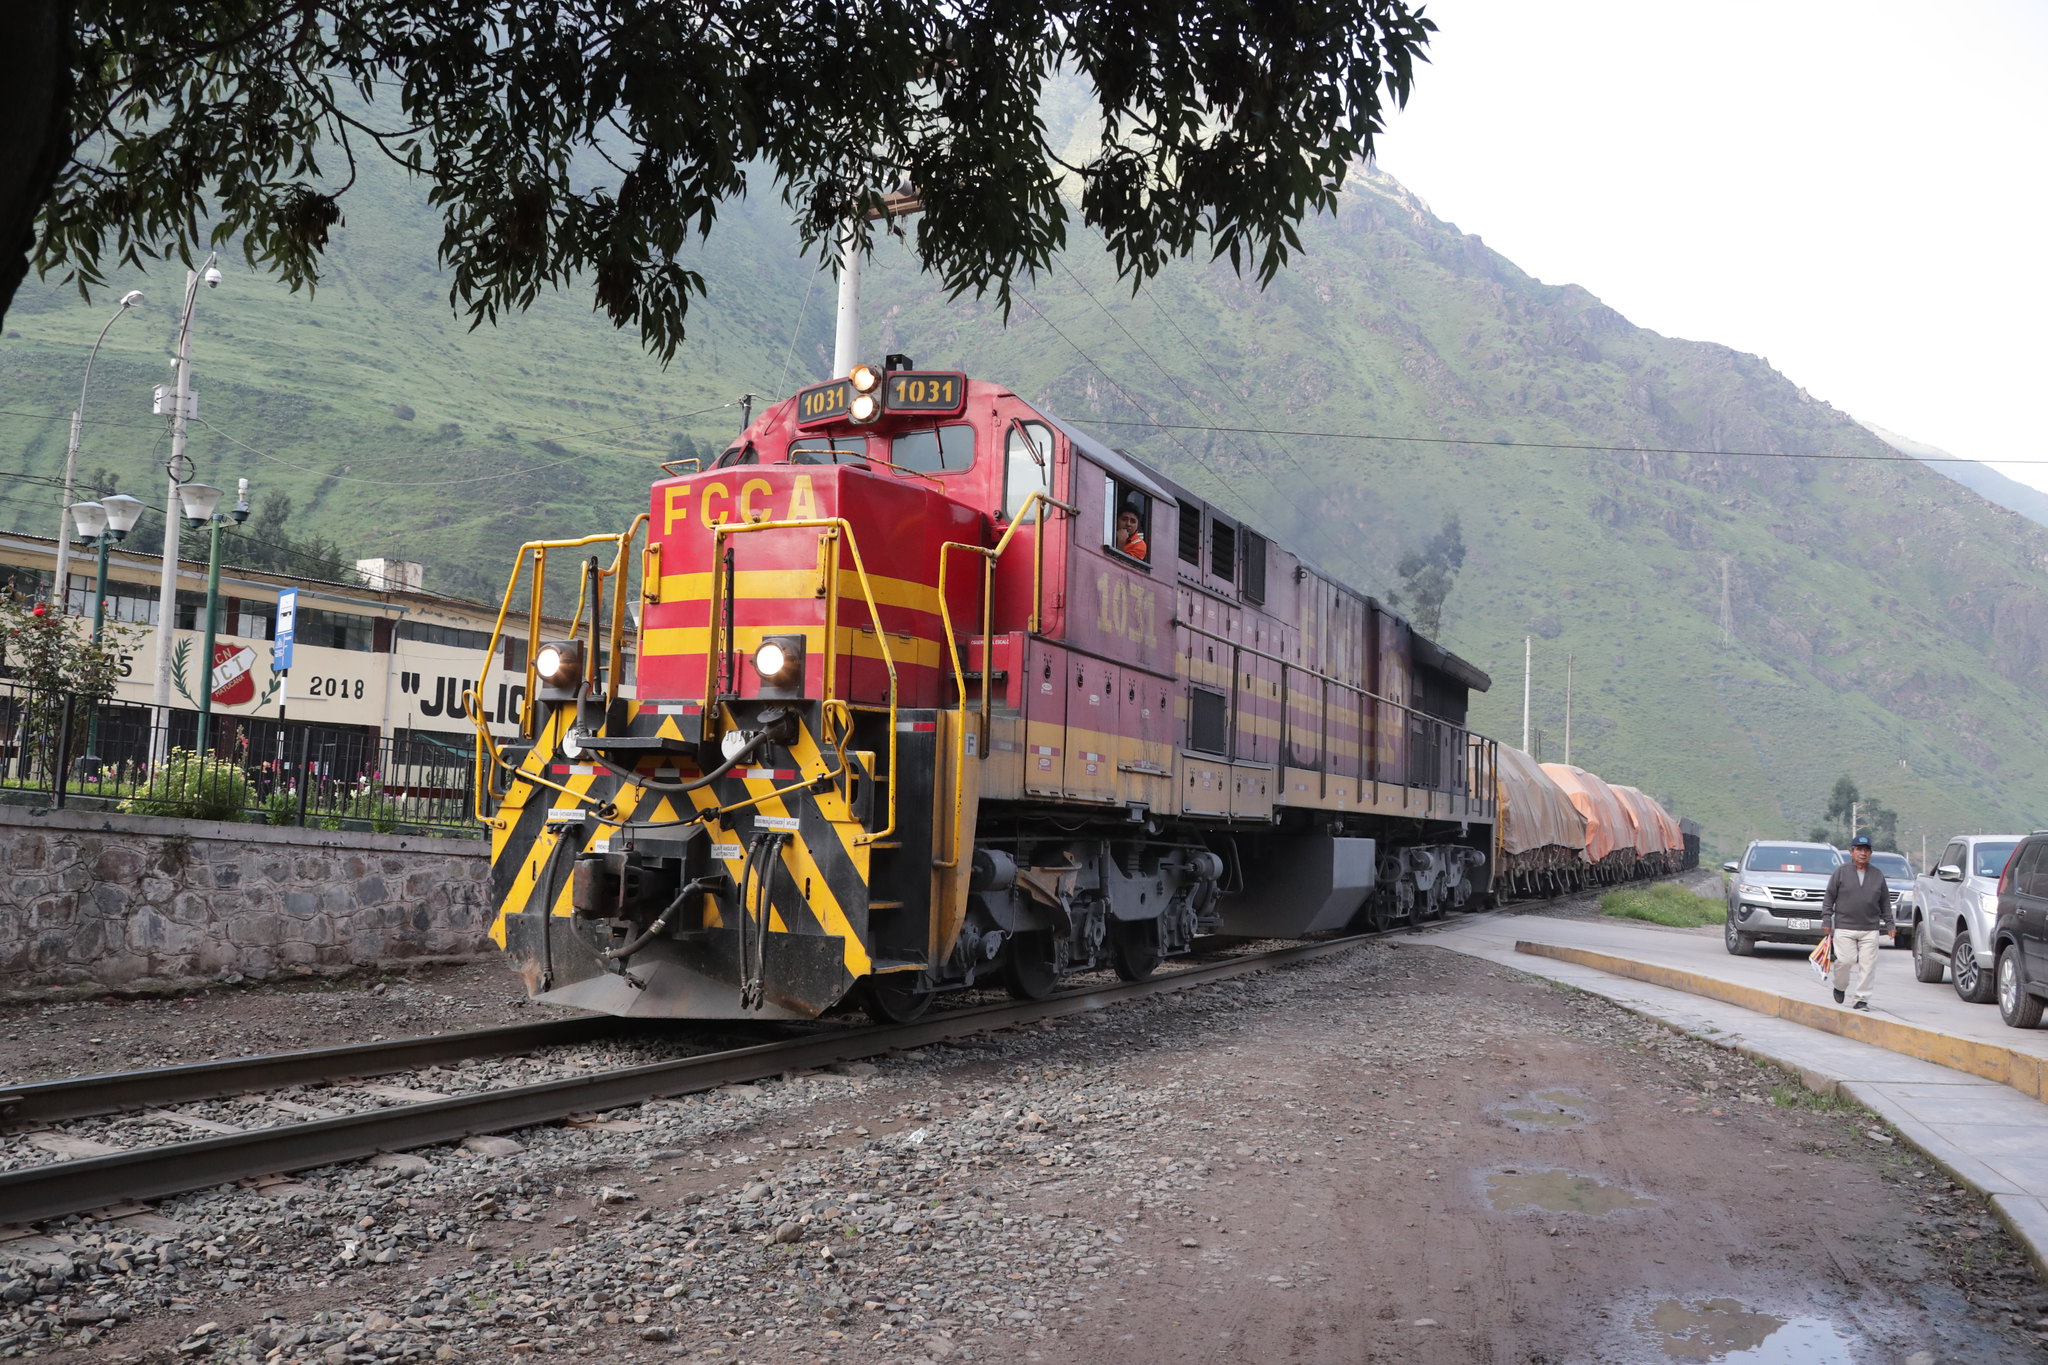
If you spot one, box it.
[1050,258,1331,539]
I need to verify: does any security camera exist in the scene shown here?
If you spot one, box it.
[203,267,222,289]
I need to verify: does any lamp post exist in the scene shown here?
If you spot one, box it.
[178,478,249,759]
[150,253,222,763]
[65,494,146,776]
[54,291,145,609]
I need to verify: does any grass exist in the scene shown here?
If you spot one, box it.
[1600,882,1727,928]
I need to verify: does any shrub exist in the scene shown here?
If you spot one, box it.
[1600,882,1724,928]
[119,748,251,822]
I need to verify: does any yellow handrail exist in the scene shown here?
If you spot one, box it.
[468,525,644,823]
[932,489,1073,869]
[709,516,901,846]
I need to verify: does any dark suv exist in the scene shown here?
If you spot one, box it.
[1990,832,2048,1028]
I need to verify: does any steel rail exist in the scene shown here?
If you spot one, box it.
[0,1016,624,1128]
[0,932,1393,1228]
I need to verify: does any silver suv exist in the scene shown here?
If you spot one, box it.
[1911,834,2023,1004]
[1723,841,1843,955]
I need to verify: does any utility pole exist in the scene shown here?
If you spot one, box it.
[1563,653,1574,766]
[1850,799,1859,842]
[829,186,923,379]
[151,254,221,763]
[830,225,862,379]
[1521,635,1532,754]
[1720,557,1733,643]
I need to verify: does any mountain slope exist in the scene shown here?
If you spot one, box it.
[1861,421,2048,532]
[4,158,2045,859]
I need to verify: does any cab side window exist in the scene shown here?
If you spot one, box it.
[1103,477,1151,566]
[1004,422,1055,519]
[1940,842,1965,874]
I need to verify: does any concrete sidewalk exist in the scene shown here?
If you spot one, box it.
[1428,911,2048,1276]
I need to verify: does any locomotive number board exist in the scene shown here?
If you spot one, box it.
[792,371,969,426]
[795,379,853,425]
[883,371,967,413]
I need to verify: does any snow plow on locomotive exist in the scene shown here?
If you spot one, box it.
[469,363,1532,1023]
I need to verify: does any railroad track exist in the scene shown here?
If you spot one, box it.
[0,899,1583,1230]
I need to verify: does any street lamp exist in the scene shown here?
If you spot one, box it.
[53,291,145,610]
[66,493,146,776]
[180,477,250,758]
[67,493,146,642]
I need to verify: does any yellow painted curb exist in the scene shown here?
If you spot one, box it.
[1514,941,2048,1105]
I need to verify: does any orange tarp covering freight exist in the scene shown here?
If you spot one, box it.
[1540,763,1635,864]
[1496,746,1587,857]
[1612,784,1684,856]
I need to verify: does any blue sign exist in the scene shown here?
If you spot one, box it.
[274,588,298,670]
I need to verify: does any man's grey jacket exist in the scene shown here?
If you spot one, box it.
[1823,863,1893,932]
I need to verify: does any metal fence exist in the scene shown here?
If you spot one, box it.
[0,681,480,835]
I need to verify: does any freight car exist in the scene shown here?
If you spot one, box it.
[1492,751,1693,895]
[469,363,1506,1022]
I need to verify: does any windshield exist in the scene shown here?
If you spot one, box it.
[1746,845,1839,874]
[1974,842,2018,878]
[1870,852,1911,880]
[891,424,976,473]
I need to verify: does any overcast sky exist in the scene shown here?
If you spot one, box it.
[1374,0,2048,490]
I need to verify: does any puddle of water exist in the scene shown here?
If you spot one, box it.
[1533,1088,1589,1109]
[1484,1168,1655,1214]
[1494,1088,1591,1131]
[1499,1106,1583,1129]
[1641,1297,1856,1363]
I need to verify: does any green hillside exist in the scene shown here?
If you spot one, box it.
[5,156,2045,862]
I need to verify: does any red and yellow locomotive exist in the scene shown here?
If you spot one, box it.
[472,360,1499,1021]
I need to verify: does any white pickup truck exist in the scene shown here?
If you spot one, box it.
[1910,834,2023,1004]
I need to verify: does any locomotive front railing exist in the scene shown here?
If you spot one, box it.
[469,519,647,822]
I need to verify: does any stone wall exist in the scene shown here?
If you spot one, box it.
[0,807,493,997]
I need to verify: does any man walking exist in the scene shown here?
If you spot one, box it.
[1823,834,1894,1011]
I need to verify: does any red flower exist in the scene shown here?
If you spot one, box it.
[31,604,46,618]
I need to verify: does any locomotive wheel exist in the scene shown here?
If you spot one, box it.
[1003,932,1059,1001]
[861,972,935,1025]
[1109,918,1162,982]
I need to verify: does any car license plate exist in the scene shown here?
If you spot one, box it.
[1786,917,1817,930]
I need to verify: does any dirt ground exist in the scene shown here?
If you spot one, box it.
[0,960,535,1086]
[8,933,2043,1364]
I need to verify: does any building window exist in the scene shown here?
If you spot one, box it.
[66,575,158,624]
[298,607,376,652]
[399,620,495,651]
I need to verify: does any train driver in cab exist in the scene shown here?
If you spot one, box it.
[1116,502,1149,562]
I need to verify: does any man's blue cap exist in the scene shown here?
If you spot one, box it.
[1851,834,1873,847]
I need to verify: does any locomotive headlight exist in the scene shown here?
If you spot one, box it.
[533,639,586,702]
[750,633,805,696]
[848,391,880,423]
[848,363,880,393]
